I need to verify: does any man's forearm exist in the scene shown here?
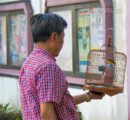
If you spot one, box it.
[40,103,56,120]
[73,93,90,105]
[41,112,56,120]
[41,113,51,120]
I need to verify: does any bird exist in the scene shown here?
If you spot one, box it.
[106,59,116,65]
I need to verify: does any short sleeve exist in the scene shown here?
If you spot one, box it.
[37,63,66,104]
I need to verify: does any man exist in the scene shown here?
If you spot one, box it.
[19,13,104,120]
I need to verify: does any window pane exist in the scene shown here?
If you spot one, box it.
[9,14,27,65]
[0,16,7,64]
[52,10,73,72]
[77,8,103,73]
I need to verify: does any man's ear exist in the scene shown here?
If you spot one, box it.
[51,32,58,42]
[49,32,57,49]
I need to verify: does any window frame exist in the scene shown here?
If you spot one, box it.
[0,1,33,76]
[0,0,27,4]
[47,0,113,85]
[47,0,98,7]
[0,0,113,86]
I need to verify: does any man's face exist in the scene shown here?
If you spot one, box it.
[52,31,64,57]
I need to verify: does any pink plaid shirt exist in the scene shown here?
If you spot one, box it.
[19,48,78,120]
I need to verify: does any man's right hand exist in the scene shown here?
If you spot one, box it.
[87,91,105,100]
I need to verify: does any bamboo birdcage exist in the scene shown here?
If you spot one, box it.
[84,42,127,96]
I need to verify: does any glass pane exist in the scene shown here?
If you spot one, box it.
[0,16,7,64]
[90,8,104,49]
[51,10,73,72]
[77,8,103,73]
[9,14,27,65]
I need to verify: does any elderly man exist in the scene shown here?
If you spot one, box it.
[19,13,104,120]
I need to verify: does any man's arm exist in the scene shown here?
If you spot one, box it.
[73,91,105,105]
[40,102,56,120]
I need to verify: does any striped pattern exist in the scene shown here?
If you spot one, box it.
[19,48,78,120]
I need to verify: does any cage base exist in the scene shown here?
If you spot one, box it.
[84,84,123,96]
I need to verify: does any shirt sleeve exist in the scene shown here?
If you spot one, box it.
[37,63,66,104]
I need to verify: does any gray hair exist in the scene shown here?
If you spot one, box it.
[30,13,67,43]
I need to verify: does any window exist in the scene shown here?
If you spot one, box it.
[0,16,7,65]
[48,2,104,78]
[0,1,33,76]
[0,11,27,66]
[77,8,103,73]
[9,12,27,66]
[52,10,73,72]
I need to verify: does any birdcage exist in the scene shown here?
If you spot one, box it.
[84,45,127,96]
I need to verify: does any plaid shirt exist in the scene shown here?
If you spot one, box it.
[19,48,78,120]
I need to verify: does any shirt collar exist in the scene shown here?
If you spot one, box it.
[33,47,56,61]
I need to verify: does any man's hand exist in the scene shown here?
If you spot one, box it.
[87,91,105,100]
[73,91,105,105]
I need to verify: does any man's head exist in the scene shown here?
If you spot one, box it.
[30,13,67,57]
